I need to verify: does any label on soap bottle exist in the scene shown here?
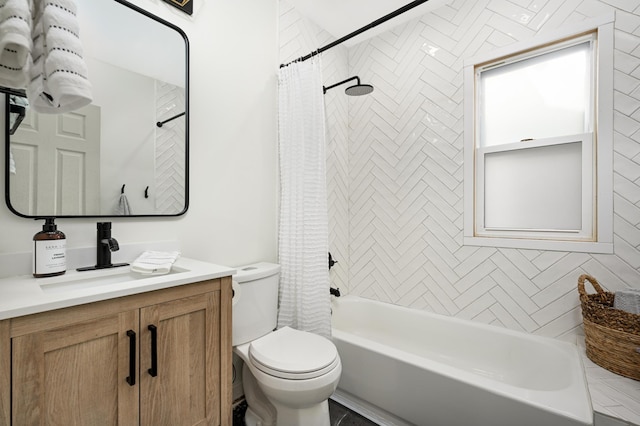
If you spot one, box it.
[33,240,67,275]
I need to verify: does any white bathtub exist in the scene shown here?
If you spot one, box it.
[331,296,592,426]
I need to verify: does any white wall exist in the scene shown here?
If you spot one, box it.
[343,0,640,340]
[89,58,157,214]
[79,0,186,88]
[1,0,279,269]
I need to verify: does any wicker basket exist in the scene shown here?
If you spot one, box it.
[578,274,640,381]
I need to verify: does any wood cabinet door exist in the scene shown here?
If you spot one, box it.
[12,310,139,426]
[139,292,221,426]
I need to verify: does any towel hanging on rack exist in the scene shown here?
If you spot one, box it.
[0,0,32,89]
[27,0,93,114]
[116,185,131,215]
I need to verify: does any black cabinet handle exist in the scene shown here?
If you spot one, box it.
[126,330,136,386]
[148,324,158,377]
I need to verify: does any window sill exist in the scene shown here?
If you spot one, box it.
[464,236,613,254]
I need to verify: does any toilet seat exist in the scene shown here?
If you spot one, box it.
[249,326,339,380]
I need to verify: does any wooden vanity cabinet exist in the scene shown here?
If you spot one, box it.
[12,310,140,425]
[0,277,232,426]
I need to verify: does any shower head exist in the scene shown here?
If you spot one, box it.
[345,82,374,96]
[323,76,374,96]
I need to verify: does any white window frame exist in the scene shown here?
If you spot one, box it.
[463,14,614,253]
[477,134,593,239]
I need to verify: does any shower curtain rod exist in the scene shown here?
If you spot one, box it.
[156,111,185,128]
[280,0,431,68]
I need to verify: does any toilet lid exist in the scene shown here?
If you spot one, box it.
[249,326,339,380]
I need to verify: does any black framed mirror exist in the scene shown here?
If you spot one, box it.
[4,0,189,218]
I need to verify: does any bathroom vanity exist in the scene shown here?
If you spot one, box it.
[0,258,234,426]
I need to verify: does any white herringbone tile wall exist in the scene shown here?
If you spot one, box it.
[156,81,186,215]
[280,0,640,340]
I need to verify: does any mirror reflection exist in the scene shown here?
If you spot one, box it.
[5,0,189,217]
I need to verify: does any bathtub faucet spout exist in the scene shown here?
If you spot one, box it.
[330,287,341,297]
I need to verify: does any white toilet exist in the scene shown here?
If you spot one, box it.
[232,262,341,426]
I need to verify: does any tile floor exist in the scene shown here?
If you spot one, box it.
[232,398,379,426]
[329,399,379,426]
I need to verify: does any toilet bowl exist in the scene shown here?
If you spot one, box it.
[232,263,341,426]
[235,327,342,425]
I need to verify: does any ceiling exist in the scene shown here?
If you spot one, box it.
[287,0,452,47]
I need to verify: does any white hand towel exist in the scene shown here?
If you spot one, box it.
[116,193,131,215]
[614,289,640,315]
[0,0,32,88]
[131,251,181,275]
[28,0,92,113]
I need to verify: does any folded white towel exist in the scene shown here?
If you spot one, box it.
[28,0,92,113]
[131,251,181,275]
[0,0,32,88]
[614,288,640,315]
[116,193,131,215]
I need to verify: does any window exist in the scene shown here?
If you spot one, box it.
[463,15,614,253]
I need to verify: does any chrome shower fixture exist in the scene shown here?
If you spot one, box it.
[323,76,374,96]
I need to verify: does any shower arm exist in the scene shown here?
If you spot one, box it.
[323,77,361,94]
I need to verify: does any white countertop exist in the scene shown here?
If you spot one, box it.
[0,257,235,320]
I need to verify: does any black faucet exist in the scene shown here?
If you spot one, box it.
[97,222,118,268]
[77,222,129,271]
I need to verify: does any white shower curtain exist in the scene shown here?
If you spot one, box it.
[277,57,331,338]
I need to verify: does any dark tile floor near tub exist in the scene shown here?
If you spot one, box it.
[232,398,379,426]
[329,399,380,426]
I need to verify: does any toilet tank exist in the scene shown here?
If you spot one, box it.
[232,262,281,346]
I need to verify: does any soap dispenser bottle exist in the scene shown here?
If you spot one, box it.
[33,218,66,278]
